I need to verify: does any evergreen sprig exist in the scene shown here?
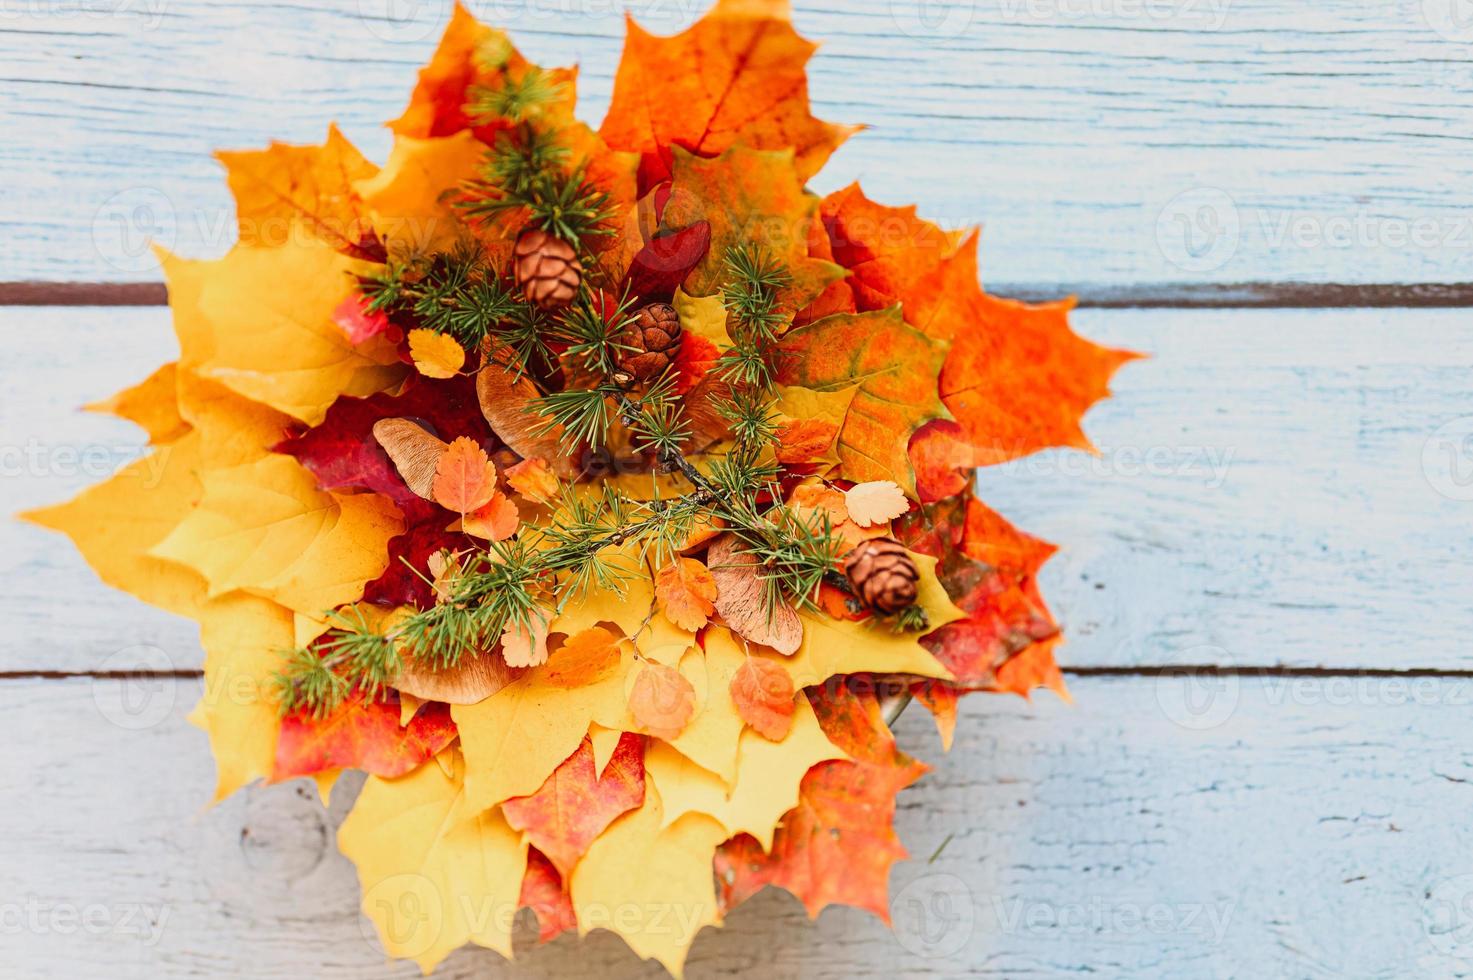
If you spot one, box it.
[273,246,924,718]
[460,124,617,249]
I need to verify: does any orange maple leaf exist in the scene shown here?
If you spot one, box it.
[654,557,719,631]
[599,0,857,189]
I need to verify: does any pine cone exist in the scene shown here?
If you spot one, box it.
[514,228,581,310]
[842,537,919,614]
[614,302,683,383]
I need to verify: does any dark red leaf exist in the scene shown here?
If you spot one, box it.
[623,220,711,302]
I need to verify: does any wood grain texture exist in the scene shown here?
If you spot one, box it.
[5,0,1473,288]
[8,304,1470,673]
[6,674,1473,978]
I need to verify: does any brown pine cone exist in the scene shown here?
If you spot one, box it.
[842,537,919,614]
[614,302,683,383]
[514,228,581,310]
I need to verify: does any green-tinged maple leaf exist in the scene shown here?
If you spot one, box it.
[777,307,948,494]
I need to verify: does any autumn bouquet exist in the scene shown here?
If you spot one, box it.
[26,0,1134,974]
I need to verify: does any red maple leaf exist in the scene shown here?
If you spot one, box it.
[271,697,457,782]
[715,679,927,921]
[502,733,646,878]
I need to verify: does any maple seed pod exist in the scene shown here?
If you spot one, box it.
[842,537,919,614]
[514,228,582,310]
[615,302,684,383]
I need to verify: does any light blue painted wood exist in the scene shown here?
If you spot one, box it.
[3,0,1473,286]
[5,675,1473,977]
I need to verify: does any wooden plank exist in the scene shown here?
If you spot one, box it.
[5,674,1473,977]
[7,304,1471,673]
[5,0,1473,288]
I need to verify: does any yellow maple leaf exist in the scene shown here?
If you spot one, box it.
[408,328,467,379]
[661,629,747,784]
[785,552,962,688]
[354,131,484,259]
[569,787,726,979]
[452,645,637,812]
[85,362,190,445]
[645,694,842,850]
[547,539,655,639]
[150,454,403,615]
[772,382,857,469]
[20,434,209,621]
[215,124,378,252]
[187,592,293,802]
[170,239,403,425]
[339,749,528,971]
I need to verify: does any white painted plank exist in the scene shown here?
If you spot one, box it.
[5,0,1473,287]
[5,675,1473,978]
[6,305,1471,672]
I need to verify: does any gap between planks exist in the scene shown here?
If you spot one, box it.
[9,666,1473,681]
[6,281,1473,309]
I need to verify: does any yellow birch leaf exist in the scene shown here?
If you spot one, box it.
[570,787,725,978]
[339,749,528,971]
[20,434,209,620]
[189,239,403,425]
[354,131,484,258]
[452,647,637,812]
[646,696,843,850]
[189,592,293,802]
[409,328,466,379]
[784,552,962,688]
[671,288,732,348]
[86,362,190,445]
[150,454,403,614]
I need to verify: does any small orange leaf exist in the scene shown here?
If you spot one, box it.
[505,457,560,504]
[775,419,838,465]
[463,491,519,541]
[544,627,622,688]
[654,557,718,631]
[730,657,796,741]
[844,480,908,527]
[433,436,497,514]
[408,328,466,378]
[502,608,551,668]
[628,661,696,740]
